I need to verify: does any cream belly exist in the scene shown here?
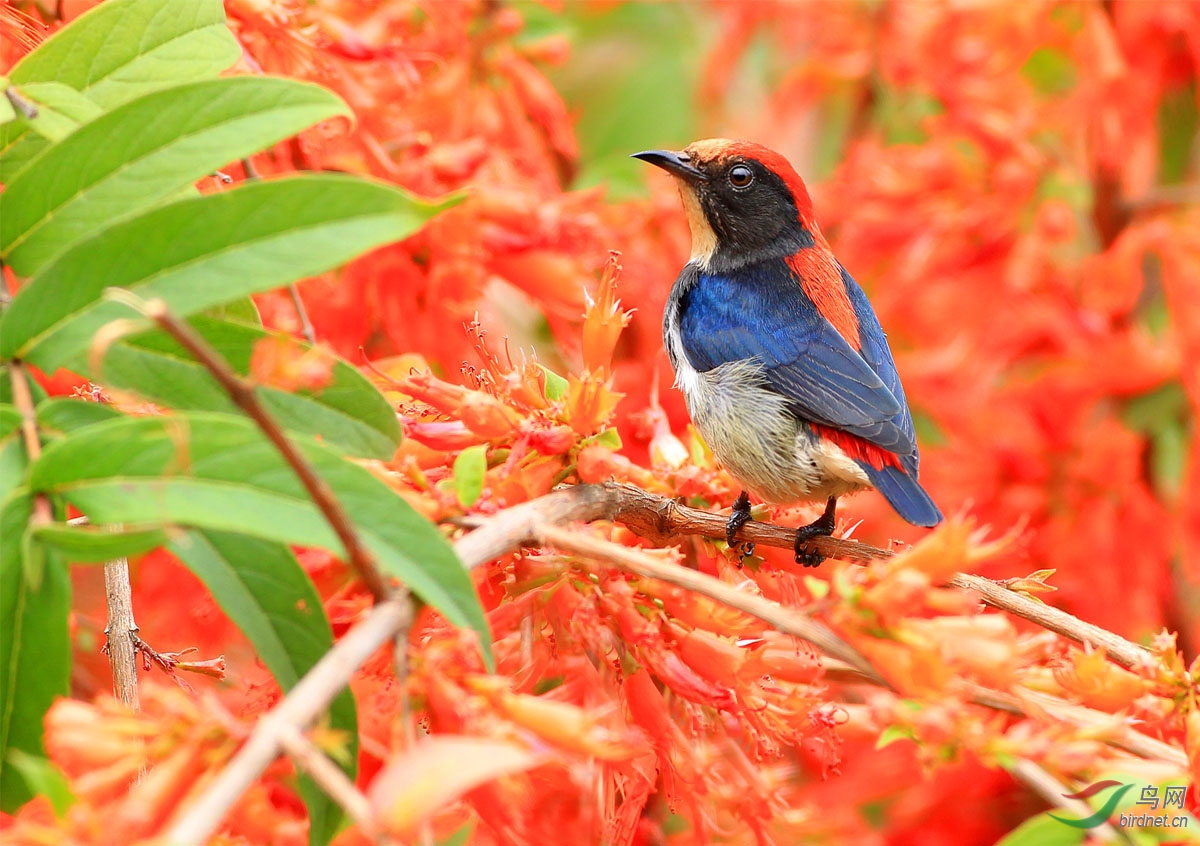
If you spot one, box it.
[674,355,871,505]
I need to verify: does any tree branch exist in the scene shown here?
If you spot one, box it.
[1009,758,1132,844]
[277,725,376,837]
[101,557,140,710]
[166,597,413,842]
[167,486,613,841]
[110,295,391,602]
[949,573,1152,672]
[167,481,1182,841]
[536,523,883,683]
[596,483,1151,672]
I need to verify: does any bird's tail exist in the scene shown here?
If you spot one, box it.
[859,463,943,527]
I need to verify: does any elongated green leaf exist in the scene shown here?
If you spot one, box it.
[993,813,1083,846]
[34,522,169,561]
[0,82,104,183]
[2,176,453,372]
[4,750,74,817]
[0,411,28,506]
[0,79,13,124]
[0,492,72,813]
[30,413,491,666]
[8,0,238,108]
[1,77,350,276]
[206,296,262,326]
[36,398,122,437]
[169,530,356,844]
[99,317,400,459]
[0,406,20,440]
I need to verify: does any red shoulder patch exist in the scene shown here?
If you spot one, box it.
[785,251,861,351]
[685,138,862,350]
[812,424,904,471]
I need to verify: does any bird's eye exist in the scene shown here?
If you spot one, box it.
[728,164,754,189]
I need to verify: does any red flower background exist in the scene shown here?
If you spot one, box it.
[3,1,1200,843]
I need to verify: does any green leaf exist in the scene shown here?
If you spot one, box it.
[2,176,454,373]
[0,79,13,124]
[31,413,492,667]
[1159,81,1198,185]
[453,444,488,508]
[1021,48,1078,96]
[8,0,239,108]
[35,398,123,437]
[874,725,914,749]
[34,522,169,562]
[0,409,29,506]
[590,428,622,449]
[547,2,701,197]
[168,530,356,845]
[0,83,104,183]
[994,812,1086,846]
[98,317,400,459]
[0,492,72,813]
[3,749,75,816]
[0,405,20,440]
[438,820,477,846]
[206,296,262,326]
[537,364,568,401]
[1,77,350,276]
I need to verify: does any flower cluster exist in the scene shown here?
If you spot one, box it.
[3,1,1198,844]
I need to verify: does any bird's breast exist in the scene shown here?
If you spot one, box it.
[669,354,871,504]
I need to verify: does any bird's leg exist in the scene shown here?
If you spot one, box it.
[725,490,755,556]
[794,497,837,568]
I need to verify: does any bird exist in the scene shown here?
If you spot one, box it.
[633,139,942,566]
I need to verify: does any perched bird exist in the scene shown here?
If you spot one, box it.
[633,139,942,566]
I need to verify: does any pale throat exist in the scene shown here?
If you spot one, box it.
[679,185,717,269]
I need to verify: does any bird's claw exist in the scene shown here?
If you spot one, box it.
[792,497,837,568]
[725,490,755,560]
[794,543,825,568]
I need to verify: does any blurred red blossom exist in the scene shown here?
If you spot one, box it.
[4,0,1199,843]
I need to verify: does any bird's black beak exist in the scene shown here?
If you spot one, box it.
[631,149,707,183]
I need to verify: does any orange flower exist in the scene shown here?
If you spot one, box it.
[581,253,635,375]
[1053,647,1153,712]
[249,335,336,393]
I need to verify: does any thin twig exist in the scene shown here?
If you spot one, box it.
[168,482,1184,841]
[237,155,317,346]
[5,85,38,119]
[168,486,609,841]
[477,483,1149,673]
[537,523,883,683]
[166,597,413,842]
[9,363,53,527]
[390,591,432,846]
[1009,758,1132,844]
[607,482,893,562]
[289,285,317,345]
[278,725,377,837]
[587,484,1151,672]
[950,573,1152,672]
[101,558,140,710]
[12,362,148,774]
[1012,687,1188,767]
[108,294,391,602]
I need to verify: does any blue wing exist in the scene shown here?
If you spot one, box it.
[677,259,918,466]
